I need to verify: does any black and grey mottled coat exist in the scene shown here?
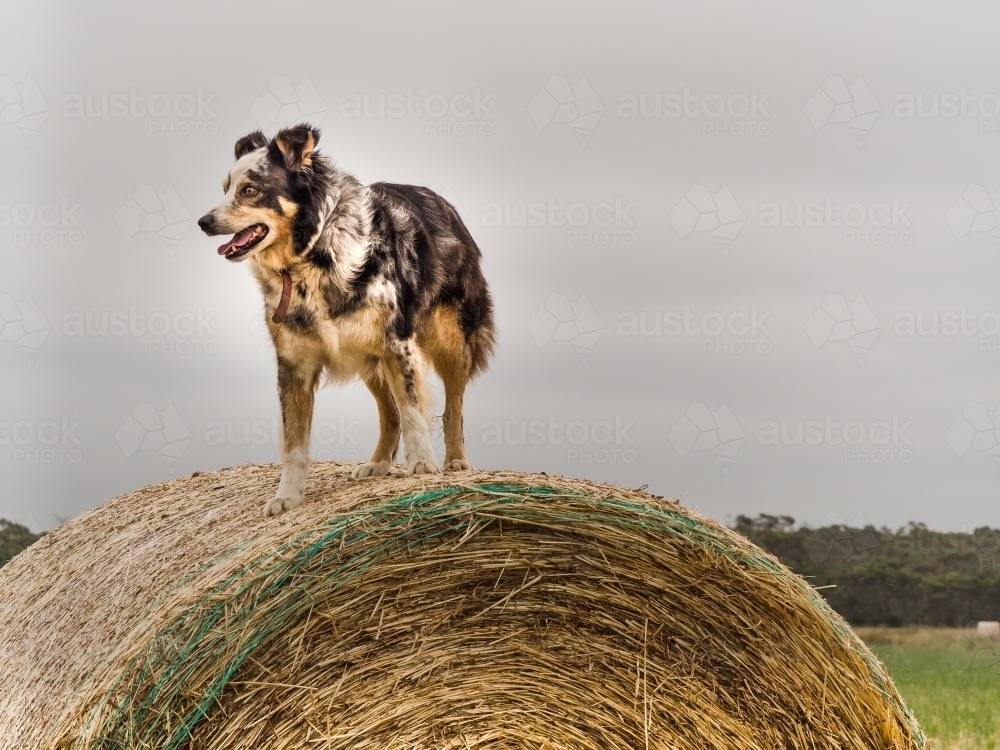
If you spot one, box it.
[199,125,495,516]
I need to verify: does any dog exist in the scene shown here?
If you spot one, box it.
[198,125,495,516]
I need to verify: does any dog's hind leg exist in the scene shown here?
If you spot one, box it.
[422,306,474,471]
[380,337,440,475]
[352,371,400,478]
[265,355,321,517]
[440,364,471,471]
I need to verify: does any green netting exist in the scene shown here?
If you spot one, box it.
[74,483,923,749]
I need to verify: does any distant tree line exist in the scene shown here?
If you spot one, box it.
[0,520,40,568]
[733,514,1000,626]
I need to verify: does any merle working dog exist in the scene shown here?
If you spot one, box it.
[198,125,495,516]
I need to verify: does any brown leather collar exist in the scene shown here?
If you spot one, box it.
[272,270,293,324]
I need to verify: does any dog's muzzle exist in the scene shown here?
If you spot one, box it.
[198,213,220,235]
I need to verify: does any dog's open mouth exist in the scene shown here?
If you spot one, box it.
[217,224,268,260]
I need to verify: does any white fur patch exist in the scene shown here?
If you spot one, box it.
[268,446,309,516]
[398,405,439,473]
[215,149,267,213]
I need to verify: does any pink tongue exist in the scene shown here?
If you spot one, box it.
[217,226,257,255]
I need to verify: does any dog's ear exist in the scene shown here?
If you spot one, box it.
[270,124,320,171]
[234,131,268,160]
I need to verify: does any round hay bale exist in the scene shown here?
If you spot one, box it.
[0,463,924,749]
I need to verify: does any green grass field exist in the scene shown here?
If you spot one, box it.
[858,628,1000,749]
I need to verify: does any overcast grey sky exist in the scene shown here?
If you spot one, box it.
[2,1,1000,532]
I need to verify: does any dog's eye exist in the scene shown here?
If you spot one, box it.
[243,187,258,197]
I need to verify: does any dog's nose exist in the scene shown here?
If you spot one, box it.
[197,214,214,233]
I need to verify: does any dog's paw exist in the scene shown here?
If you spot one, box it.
[407,459,440,475]
[443,459,471,471]
[263,493,304,517]
[351,461,391,479]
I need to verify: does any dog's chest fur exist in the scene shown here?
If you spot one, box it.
[248,179,396,381]
[257,264,392,382]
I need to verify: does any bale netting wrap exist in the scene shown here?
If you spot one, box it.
[0,464,924,750]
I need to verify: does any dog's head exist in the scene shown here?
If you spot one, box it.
[198,124,324,263]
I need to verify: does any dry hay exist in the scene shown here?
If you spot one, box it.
[0,462,924,749]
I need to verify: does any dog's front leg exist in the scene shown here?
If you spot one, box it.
[265,356,321,517]
[381,338,440,475]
